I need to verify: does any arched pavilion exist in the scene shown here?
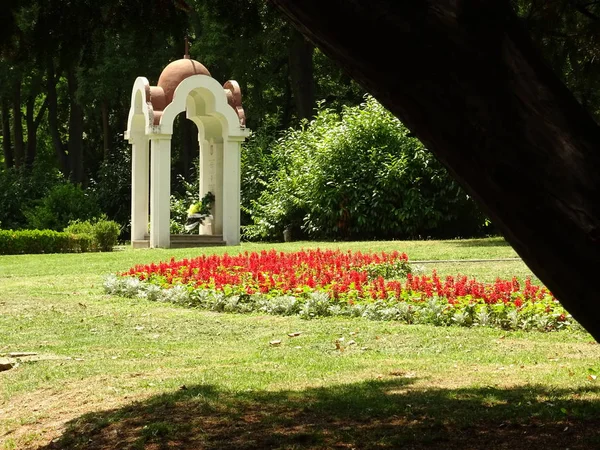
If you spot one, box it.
[125,55,250,248]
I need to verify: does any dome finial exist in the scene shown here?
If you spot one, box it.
[184,35,190,59]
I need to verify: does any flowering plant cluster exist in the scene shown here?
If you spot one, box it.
[107,249,579,332]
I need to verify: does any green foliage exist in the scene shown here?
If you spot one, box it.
[244,97,489,241]
[0,229,90,254]
[170,168,200,235]
[64,219,94,252]
[90,147,131,236]
[64,218,120,252]
[188,192,215,216]
[0,165,63,229]
[93,219,121,252]
[360,259,412,281]
[241,124,280,226]
[25,182,101,231]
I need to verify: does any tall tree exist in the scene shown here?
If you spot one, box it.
[269,0,600,340]
[1,97,13,169]
[288,27,315,120]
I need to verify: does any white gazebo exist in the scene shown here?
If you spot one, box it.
[125,56,250,248]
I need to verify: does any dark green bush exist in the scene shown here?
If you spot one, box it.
[0,165,63,229]
[25,182,101,231]
[244,96,490,241]
[0,230,89,254]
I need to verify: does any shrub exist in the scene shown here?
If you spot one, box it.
[25,182,101,231]
[64,218,121,252]
[244,96,490,241]
[93,219,121,252]
[64,220,95,252]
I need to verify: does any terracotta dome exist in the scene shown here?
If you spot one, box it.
[157,58,211,105]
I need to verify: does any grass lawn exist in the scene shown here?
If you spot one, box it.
[1,237,600,449]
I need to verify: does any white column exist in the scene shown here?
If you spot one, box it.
[214,141,224,236]
[199,138,217,235]
[222,138,242,245]
[130,134,149,245]
[149,135,172,248]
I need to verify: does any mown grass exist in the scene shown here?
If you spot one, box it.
[1,237,599,449]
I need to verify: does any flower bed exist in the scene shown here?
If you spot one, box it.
[105,249,578,332]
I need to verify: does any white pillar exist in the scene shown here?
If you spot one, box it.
[214,141,224,236]
[199,138,217,235]
[130,134,149,245]
[149,135,172,248]
[222,138,242,245]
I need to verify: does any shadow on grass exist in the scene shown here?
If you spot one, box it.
[43,379,600,450]
[451,237,512,248]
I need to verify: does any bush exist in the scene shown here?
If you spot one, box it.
[64,218,121,252]
[93,219,121,252]
[244,96,490,241]
[0,229,90,254]
[25,182,101,231]
[64,220,95,252]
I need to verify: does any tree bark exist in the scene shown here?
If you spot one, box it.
[25,97,36,168]
[181,116,196,180]
[1,97,13,169]
[288,26,315,121]
[101,99,110,160]
[270,0,600,340]
[12,80,24,168]
[67,66,84,184]
[46,61,69,176]
[24,96,48,169]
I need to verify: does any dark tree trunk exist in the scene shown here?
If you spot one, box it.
[46,61,69,176]
[1,97,13,169]
[101,99,110,160]
[281,68,293,129]
[12,81,24,168]
[270,0,600,340]
[25,96,48,169]
[181,117,196,180]
[288,26,315,121]
[25,97,36,168]
[67,67,84,184]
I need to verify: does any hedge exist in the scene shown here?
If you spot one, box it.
[0,230,93,255]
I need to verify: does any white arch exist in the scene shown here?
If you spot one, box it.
[159,75,246,137]
[125,77,152,140]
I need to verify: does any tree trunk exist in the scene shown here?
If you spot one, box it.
[24,96,48,169]
[288,26,315,121]
[46,61,69,176]
[1,97,13,169]
[270,0,600,340]
[12,81,24,168]
[181,117,195,180]
[67,67,84,184]
[101,99,110,160]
